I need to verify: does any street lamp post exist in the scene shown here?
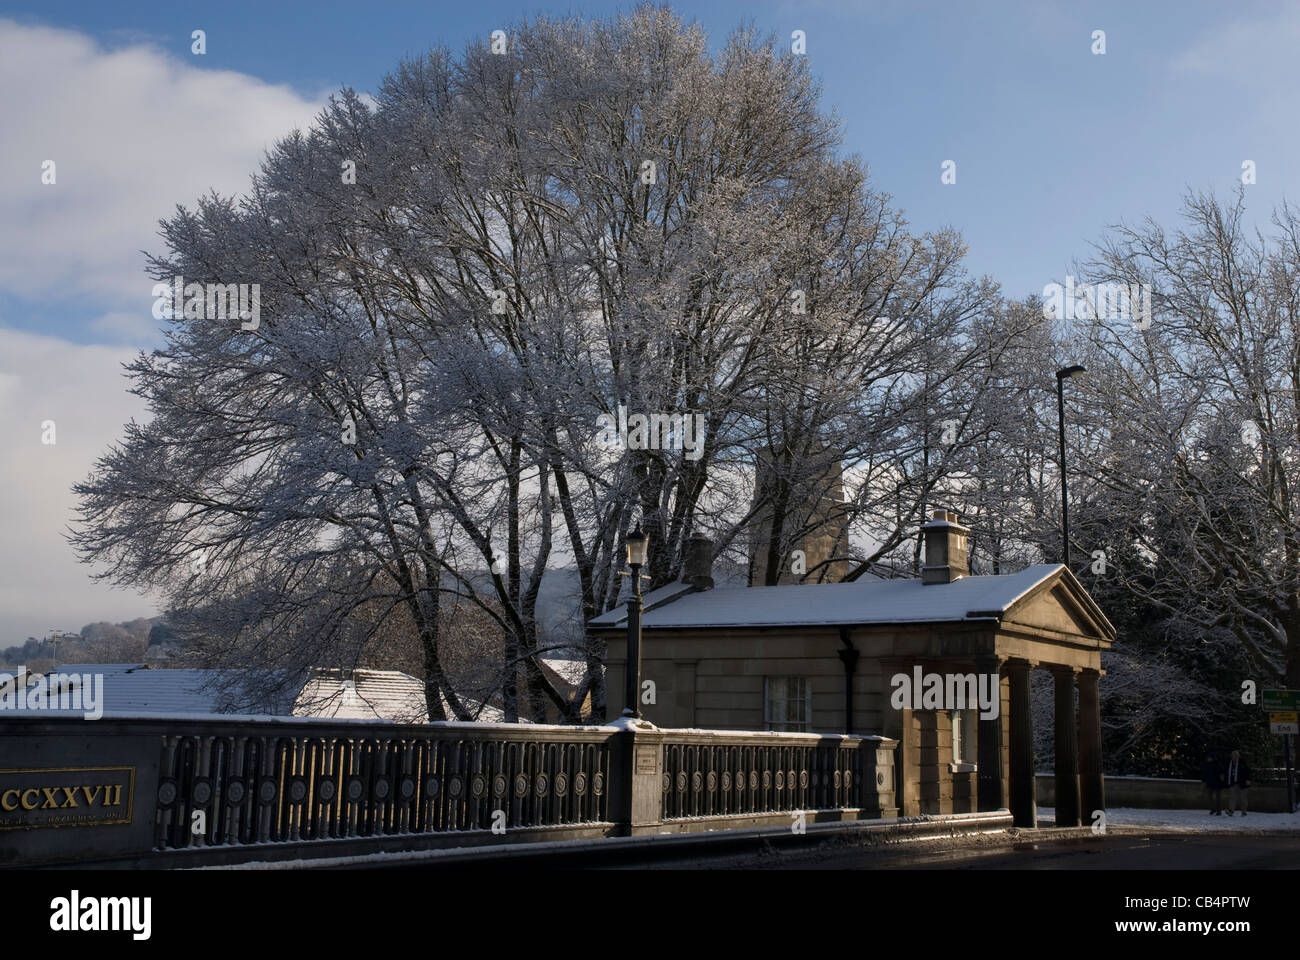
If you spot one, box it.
[48,628,67,667]
[1056,365,1086,569]
[622,523,649,719]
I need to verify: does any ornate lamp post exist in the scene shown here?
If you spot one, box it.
[1056,365,1086,568]
[622,523,649,718]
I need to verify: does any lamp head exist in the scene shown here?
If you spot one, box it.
[626,523,649,567]
[1057,364,1087,380]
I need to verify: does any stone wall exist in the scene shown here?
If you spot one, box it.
[1036,773,1293,813]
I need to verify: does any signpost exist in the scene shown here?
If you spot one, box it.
[1261,691,1300,812]
[1269,711,1299,735]
[1261,690,1300,710]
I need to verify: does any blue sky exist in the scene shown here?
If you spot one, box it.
[0,0,1295,641]
[8,0,1298,345]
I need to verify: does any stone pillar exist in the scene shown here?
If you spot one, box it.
[888,708,920,817]
[1050,666,1080,827]
[607,725,665,836]
[1006,659,1036,828]
[838,627,859,735]
[880,660,920,816]
[975,655,1005,812]
[1078,668,1105,822]
[859,739,900,818]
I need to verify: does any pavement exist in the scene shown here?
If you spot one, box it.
[673,832,1300,869]
[1043,805,1300,833]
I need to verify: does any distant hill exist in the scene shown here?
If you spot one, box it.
[0,615,174,669]
[1,558,752,671]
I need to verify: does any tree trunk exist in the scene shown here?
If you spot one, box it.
[1284,602,1300,688]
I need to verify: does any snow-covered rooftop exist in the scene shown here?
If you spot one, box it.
[589,564,1065,629]
[298,669,429,723]
[538,655,587,688]
[13,664,503,723]
[19,663,294,716]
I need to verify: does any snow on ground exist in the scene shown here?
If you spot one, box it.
[1041,806,1300,831]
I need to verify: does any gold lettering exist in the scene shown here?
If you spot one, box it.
[0,772,130,822]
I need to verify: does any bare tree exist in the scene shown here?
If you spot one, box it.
[1079,189,1300,686]
[71,8,999,722]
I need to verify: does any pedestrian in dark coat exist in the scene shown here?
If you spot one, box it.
[1225,750,1252,816]
[1201,751,1226,815]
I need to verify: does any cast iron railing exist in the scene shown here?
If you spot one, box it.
[659,732,878,820]
[1,717,896,865]
[153,722,613,850]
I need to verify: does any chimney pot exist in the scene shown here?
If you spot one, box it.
[682,535,715,591]
[921,507,970,584]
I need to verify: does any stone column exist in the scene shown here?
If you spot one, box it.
[1006,659,1036,827]
[880,659,919,816]
[607,726,665,836]
[975,655,1005,812]
[860,739,900,819]
[1078,668,1105,822]
[1050,666,1080,827]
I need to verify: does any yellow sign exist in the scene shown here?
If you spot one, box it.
[1269,712,1299,723]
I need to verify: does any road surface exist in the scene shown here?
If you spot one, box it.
[609,830,1300,869]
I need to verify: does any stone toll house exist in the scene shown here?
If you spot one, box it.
[591,509,1116,826]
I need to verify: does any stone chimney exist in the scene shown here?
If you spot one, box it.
[682,534,715,591]
[921,508,970,584]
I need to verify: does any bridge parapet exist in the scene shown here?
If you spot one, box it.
[0,716,895,866]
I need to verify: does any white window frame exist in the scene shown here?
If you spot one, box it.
[764,677,811,732]
[950,709,977,773]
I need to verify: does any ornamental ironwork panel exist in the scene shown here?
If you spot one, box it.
[658,734,870,821]
[153,723,612,851]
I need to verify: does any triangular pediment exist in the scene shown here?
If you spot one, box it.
[1001,569,1115,644]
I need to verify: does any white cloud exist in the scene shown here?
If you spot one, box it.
[0,19,332,645]
[89,309,162,344]
[0,18,328,309]
[0,328,157,643]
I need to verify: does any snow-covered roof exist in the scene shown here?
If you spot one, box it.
[296,669,505,724]
[589,564,1067,630]
[295,669,427,723]
[13,664,502,723]
[15,663,294,717]
[538,655,587,688]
